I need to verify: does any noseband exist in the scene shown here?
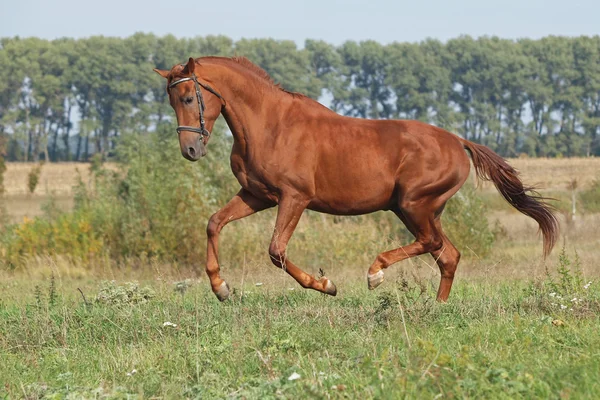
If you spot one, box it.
[168,73,225,140]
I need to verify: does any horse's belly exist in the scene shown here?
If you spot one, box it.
[307,182,396,215]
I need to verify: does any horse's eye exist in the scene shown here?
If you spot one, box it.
[184,97,194,105]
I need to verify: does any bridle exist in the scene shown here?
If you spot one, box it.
[168,73,225,140]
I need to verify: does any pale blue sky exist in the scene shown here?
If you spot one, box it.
[1,0,599,44]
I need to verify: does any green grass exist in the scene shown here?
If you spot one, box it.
[1,265,598,399]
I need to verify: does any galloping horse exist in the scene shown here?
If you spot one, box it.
[154,57,558,302]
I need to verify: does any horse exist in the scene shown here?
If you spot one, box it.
[153,56,559,302]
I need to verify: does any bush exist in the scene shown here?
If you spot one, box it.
[1,122,236,267]
[0,133,7,196]
[27,161,44,194]
[580,178,600,213]
[442,183,496,257]
[96,281,156,305]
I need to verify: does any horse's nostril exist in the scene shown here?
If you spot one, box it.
[188,147,196,157]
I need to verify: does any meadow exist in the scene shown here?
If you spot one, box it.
[1,157,599,399]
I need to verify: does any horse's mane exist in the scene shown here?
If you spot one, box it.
[198,56,307,99]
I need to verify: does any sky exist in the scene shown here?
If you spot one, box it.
[1,0,599,45]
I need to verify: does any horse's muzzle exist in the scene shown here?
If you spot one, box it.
[181,140,207,161]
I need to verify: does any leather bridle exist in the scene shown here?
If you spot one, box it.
[168,73,225,140]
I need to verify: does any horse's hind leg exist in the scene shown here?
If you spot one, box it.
[367,204,443,290]
[268,195,337,296]
[430,218,461,302]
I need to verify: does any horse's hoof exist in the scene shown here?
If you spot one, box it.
[320,277,337,296]
[367,270,384,290]
[214,281,230,302]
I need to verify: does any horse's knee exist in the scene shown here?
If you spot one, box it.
[421,235,443,253]
[206,215,222,238]
[453,249,461,265]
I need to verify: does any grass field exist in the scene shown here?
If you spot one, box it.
[1,259,598,399]
[1,158,599,398]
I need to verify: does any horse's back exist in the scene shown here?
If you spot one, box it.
[303,114,470,214]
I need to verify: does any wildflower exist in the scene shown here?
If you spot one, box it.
[163,321,177,328]
[571,298,578,303]
[288,372,301,381]
[549,292,556,297]
[584,281,592,290]
[126,369,137,376]
[560,304,567,310]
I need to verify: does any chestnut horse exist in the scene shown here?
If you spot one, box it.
[154,56,558,302]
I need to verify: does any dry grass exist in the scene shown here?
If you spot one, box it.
[2,162,118,222]
[477,157,600,193]
[2,194,73,223]
[3,162,119,196]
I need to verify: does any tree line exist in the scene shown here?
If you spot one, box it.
[0,33,599,161]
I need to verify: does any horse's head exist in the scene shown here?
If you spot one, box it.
[154,57,224,161]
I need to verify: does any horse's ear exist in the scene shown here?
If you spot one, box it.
[153,68,169,79]
[184,57,196,75]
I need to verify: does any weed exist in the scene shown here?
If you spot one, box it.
[33,284,43,310]
[95,281,156,306]
[173,279,193,296]
[27,161,44,194]
[525,246,597,316]
[48,271,57,307]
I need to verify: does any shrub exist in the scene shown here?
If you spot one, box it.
[579,178,600,213]
[0,133,7,195]
[0,122,236,268]
[442,182,496,257]
[27,161,44,194]
[96,281,156,306]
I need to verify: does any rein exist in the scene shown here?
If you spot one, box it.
[168,73,225,140]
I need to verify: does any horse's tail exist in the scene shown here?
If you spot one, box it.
[459,138,559,257]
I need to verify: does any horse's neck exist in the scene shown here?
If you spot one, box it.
[213,71,286,155]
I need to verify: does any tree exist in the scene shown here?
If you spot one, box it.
[334,40,393,119]
[1,34,599,160]
[387,39,452,124]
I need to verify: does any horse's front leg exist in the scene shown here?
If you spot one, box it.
[268,194,337,296]
[206,189,274,301]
